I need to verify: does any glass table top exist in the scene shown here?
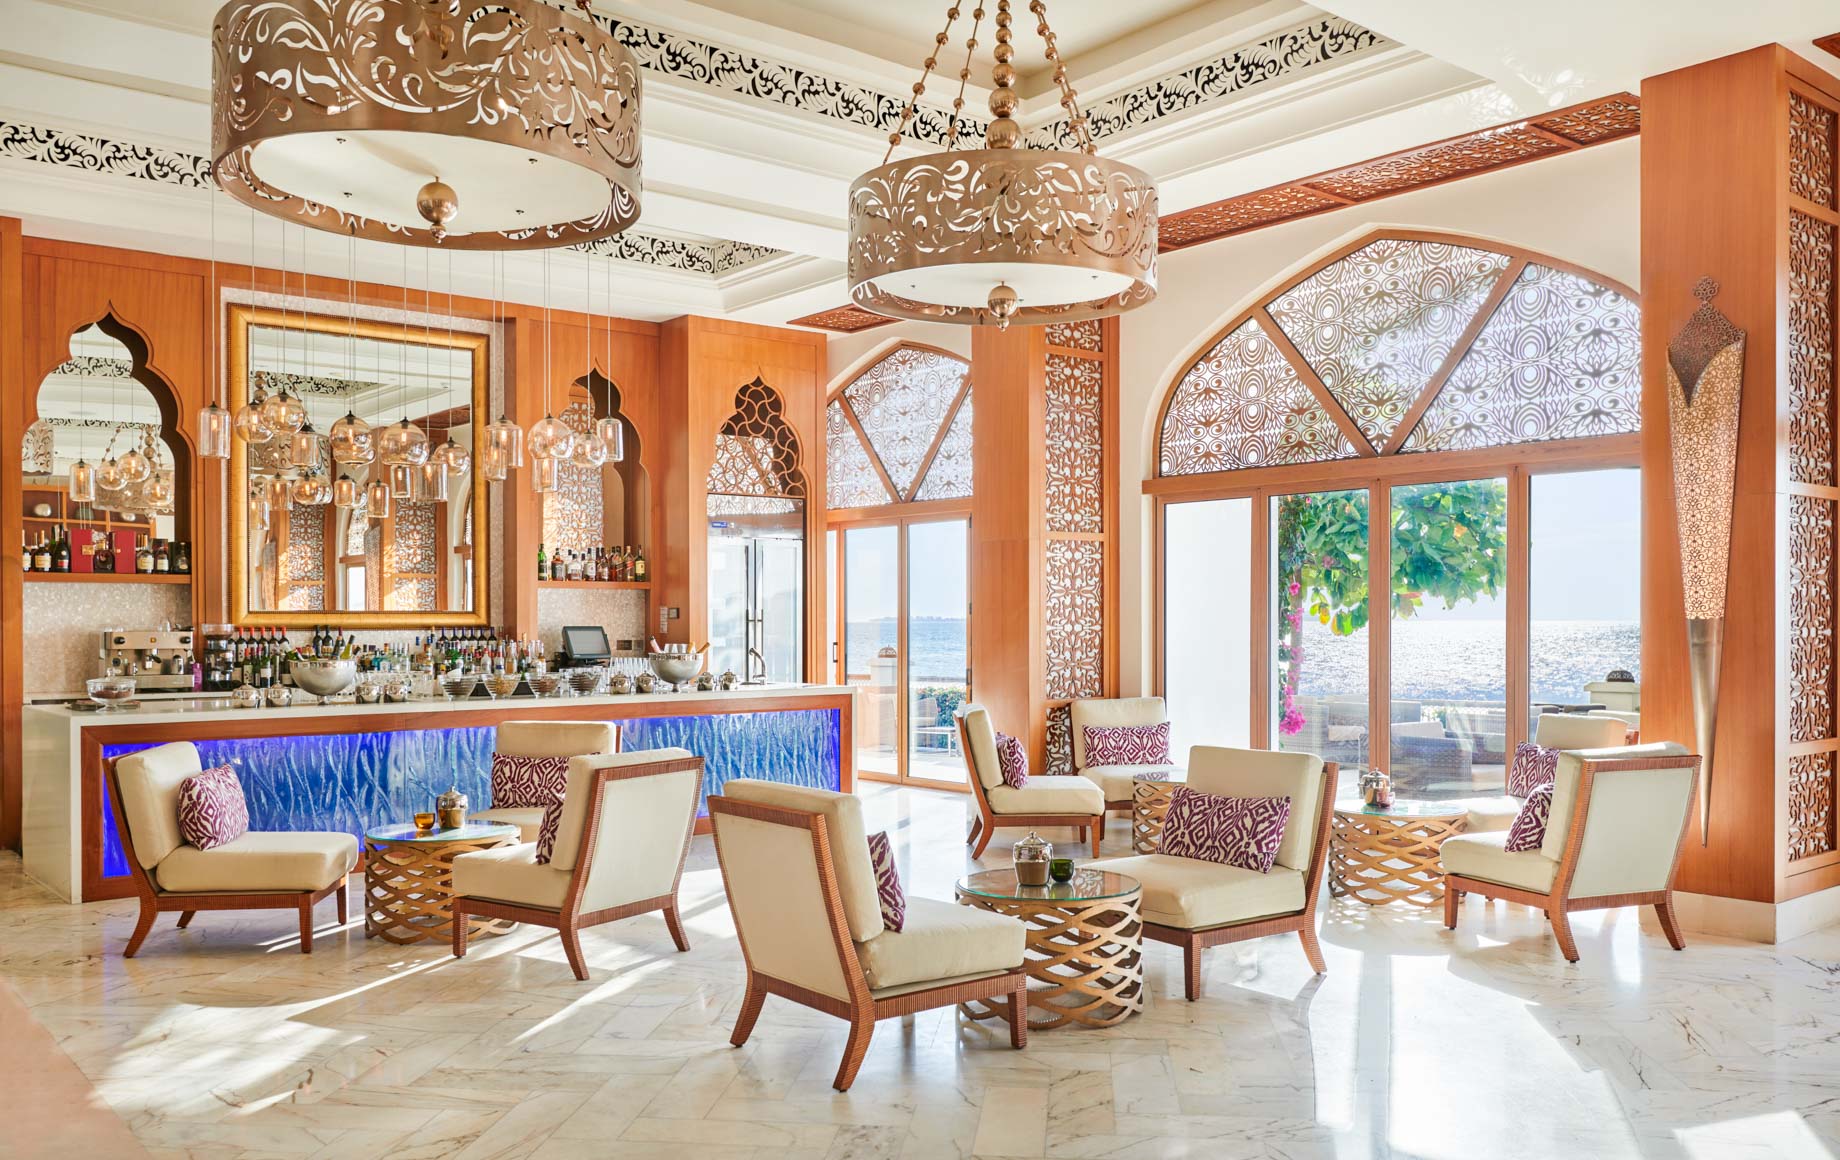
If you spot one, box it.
[365,821,521,844]
[1334,797,1472,819]
[957,867,1140,903]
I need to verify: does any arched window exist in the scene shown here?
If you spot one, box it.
[827,344,971,509]
[1158,232,1640,474]
[1150,230,1643,803]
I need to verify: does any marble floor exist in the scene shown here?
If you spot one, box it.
[2,781,1838,1160]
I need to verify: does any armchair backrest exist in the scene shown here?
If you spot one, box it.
[954,703,1005,794]
[708,792,868,1005]
[552,749,703,916]
[111,741,203,868]
[1186,746,1330,873]
[1541,742,1698,899]
[1069,697,1166,769]
[495,720,620,758]
[1534,713,1627,750]
[720,780,884,942]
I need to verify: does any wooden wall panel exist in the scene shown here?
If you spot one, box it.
[1,219,23,850]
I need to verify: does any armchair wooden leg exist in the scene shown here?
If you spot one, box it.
[833,1015,874,1092]
[1443,885,1459,930]
[971,819,994,859]
[1090,818,1102,858]
[336,880,348,925]
[663,900,690,952]
[559,922,589,981]
[1007,974,1028,1049]
[452,900,469,960]
[1548,907,1579,963]
[298,900,313,954]
[1298,923,1327,975]
[966,815,983,847]
[1183,939,1203,1001]
[176,910,196,929]
[1655,896,1686,951]
[731,974,767,1048]
[124,897,157,958]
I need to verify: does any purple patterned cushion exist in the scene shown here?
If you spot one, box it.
[994,731,1029,789]
[1157,786,1291,874]
[1083,722,1172,766]
[491,752,570,809]
[176,764,249,851]
[1504,782,1555,853]
[1507,742,1561,798]
[534,796,567,865]
[866,831,905,932]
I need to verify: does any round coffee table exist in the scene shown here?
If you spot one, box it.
[364,821,521,945]
[1329,798,1468,907]
[955,867,1143,1029]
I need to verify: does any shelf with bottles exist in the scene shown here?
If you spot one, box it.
[534,542,650,587]
[22,524,191,578]
[24,572,191,584]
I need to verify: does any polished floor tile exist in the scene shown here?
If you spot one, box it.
[0,781,1837,1159]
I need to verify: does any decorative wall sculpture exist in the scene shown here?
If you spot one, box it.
[1044,349,1104,534]
[1043,324,1110,704]
[1665,278,1746,844]
[1157,233,1643,476]
[824,345,972,510]
[707,378,806,500]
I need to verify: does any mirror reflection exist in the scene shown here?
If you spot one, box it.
[22,324,187,574]
[232,309,486,621]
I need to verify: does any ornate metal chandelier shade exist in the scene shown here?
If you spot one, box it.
[210,0,643,250]
[846,0,1157,327]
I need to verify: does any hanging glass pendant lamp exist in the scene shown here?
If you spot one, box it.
[365,475,392,520]
[69,458,96,504]
[199,183,232,459]
[329,410,372,464]
[289,421,322,468]
[332,472,360,509]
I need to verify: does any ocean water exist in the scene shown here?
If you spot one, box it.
[851,617,1639,707]
[1291,617,1639,703]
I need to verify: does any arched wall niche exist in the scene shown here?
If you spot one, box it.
[541,370,651,558]
[707,376,807,505]
[25,313,193,542]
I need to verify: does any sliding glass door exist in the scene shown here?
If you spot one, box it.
[839,517,971,787]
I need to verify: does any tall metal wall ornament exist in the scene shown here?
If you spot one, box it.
[1665,277,1745,844]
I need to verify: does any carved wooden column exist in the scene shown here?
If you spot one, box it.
[970,319,1118,773]
[1641,46,1840,922]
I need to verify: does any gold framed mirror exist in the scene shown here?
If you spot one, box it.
[228,304,489,627]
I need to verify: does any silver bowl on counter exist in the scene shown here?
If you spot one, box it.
[264,684,294,707]
[289,659,357,699]
[647,652,702,690]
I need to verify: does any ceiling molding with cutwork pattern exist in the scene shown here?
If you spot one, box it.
[0,118,786,277]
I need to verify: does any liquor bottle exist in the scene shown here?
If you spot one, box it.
[135,535,154,574]
[29,533,46,573]
[633,547,646,583]
[153,539,171,573]
[536,542,548,582]
[567,551,582,582]
[617,545,630,582]
[53,526,70,573]
[94,533,114,574]
[174,540,190,574]
[550,549,565,582]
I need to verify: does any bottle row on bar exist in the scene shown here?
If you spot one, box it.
[23,527,190,575]
[538,542,647,584]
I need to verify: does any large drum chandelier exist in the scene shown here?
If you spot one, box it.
[847,0,1157,328]
[211,0,642,249]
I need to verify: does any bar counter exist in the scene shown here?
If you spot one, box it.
[22,684,853,903]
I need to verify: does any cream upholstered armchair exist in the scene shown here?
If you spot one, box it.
[1069,696,1185,813]
[1442,742,1699,962]
[472,721,621,841]
[450,749,702,980]
[1466,713,1630,832]
[107,742,358,957]
[710,779,1028,1092]
[1094,746,1336,1000]
[956,703,1106,858]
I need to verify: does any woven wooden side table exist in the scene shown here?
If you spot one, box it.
[956,867,1144,1029]
[364,821,521,945]
[1329,800,1468,907]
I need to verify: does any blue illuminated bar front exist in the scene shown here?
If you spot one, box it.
[98,708,842,885]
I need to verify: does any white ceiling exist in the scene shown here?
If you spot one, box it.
[0,0,1835,330]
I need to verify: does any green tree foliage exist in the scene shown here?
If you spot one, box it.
[1273,479,1507,734]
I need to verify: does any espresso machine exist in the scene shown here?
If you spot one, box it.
[99,628,197,690]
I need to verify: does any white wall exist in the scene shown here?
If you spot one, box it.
[813,136,1640,698]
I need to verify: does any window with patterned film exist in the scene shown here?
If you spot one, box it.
[827,345,972,510]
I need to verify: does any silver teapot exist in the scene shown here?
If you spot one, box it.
[695,671,716,691]
[719,670,738,690]
[263,685,293,708]
[230,684,261,709]
[634,670,657,694]
[436,785,468,830]
[609,671,633,695]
